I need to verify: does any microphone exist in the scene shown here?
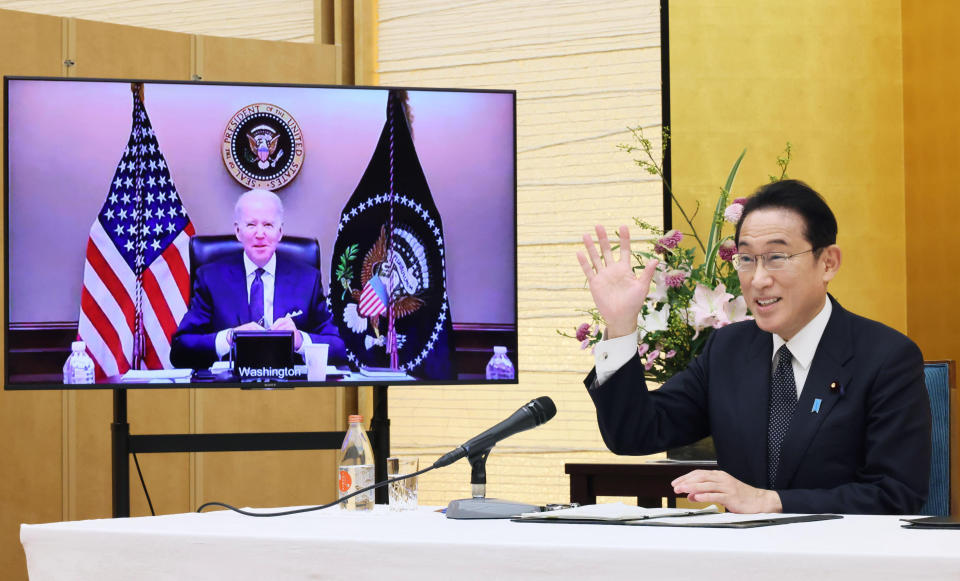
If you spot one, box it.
[433,396,557,468]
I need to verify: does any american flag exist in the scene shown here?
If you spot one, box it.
[78,83,195,379]
[358,276,388,318]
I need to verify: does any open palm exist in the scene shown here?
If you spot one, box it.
[577,225,658,339]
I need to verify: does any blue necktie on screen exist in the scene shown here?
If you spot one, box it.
[767,345,798,488]
[249,268,265,325]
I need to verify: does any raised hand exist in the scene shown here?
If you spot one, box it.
[577,225,658,339]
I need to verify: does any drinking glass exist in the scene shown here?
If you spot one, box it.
[387,457,419,511]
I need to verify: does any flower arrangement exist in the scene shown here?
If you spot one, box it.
[565,127,791,383]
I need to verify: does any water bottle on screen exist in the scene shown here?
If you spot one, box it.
[485,346,515,380]
[62,341,95,384]
[337,414,375,511]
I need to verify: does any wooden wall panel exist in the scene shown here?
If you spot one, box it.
[0,10,73,580]
[0,0,315,42]
[189,31,344,510]
[0,6,364,579]
[1,7,352,578]
[56,17,197,525]
[196,35,338,84]
[194,389,342,509]
[72,18,192,80]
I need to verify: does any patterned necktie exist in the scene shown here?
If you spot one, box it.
[249,267,265,325]
[767,345,798,488]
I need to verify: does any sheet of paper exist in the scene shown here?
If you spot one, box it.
[122,369,193,382]
[519,502,719,521]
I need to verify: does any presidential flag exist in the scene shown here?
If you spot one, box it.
[330,90,455,379]
[78,83,195,379]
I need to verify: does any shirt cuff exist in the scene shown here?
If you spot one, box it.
[296,331,312,355]
[593,330,640,386]
[215,329,231,359]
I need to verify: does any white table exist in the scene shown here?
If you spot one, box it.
[21,506,960,580]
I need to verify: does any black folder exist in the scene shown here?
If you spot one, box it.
[901,515,960,529]
[513,513,842,529]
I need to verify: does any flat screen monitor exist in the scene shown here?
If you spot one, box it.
[4,77,517,389]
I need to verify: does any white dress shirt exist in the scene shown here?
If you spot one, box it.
[594,297,832,398]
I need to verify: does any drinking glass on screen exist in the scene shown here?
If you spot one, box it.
[303,343,328,381]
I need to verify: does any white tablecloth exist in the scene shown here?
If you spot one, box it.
[21,506,960,580]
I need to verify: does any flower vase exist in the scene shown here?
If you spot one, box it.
[666,436,716,461]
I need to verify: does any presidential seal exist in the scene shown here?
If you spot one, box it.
[222,103,304,190]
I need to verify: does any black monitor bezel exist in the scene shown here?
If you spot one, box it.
[3,75,518,390]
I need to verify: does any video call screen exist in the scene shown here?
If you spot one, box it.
[4,77,517,389]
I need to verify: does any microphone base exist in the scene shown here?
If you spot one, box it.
[445,497,539,520]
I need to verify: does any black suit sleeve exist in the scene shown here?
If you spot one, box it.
[169,267,222,370]
[777,339,931,514]
[585,334,715,455]
[300,270,347,365]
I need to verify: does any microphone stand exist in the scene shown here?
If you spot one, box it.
[445,447,540,519]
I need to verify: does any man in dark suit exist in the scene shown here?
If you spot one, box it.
[577,180,930,514]
[170,189,345,370]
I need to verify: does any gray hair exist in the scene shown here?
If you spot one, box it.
[234,189,284,224]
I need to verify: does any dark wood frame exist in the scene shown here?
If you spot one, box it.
[566,461,716,507]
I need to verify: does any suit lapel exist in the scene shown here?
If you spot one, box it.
[736,329,773,487]
[227,255,250,324]
[272,255,293,321]
[774,297,854,489]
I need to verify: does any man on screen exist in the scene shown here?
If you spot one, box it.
[170,189,345,370]
[578,180,930,514]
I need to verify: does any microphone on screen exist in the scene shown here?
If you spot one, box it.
[432,396,557,469]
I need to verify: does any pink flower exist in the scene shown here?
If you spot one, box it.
[719,296,752,327]
[718,239,737,262]
[723,203,744,224]
[638,343,650,357]
[664,269,688,288]
[733,197,747,205]
[643,347,661,370]
[575,322,591,342]
[654,229,683,254]
[580,339,591,350]
[665,350,676,358]
[687,283,734,330]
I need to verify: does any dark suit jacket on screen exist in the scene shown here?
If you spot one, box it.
[585,296,931,514]
[170,252,346,370]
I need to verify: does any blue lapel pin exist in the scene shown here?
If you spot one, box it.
[812,398,822,413]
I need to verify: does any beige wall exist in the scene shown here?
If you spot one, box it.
[378,0,666,506]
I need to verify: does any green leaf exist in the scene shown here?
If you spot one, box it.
[705,149,746,281]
